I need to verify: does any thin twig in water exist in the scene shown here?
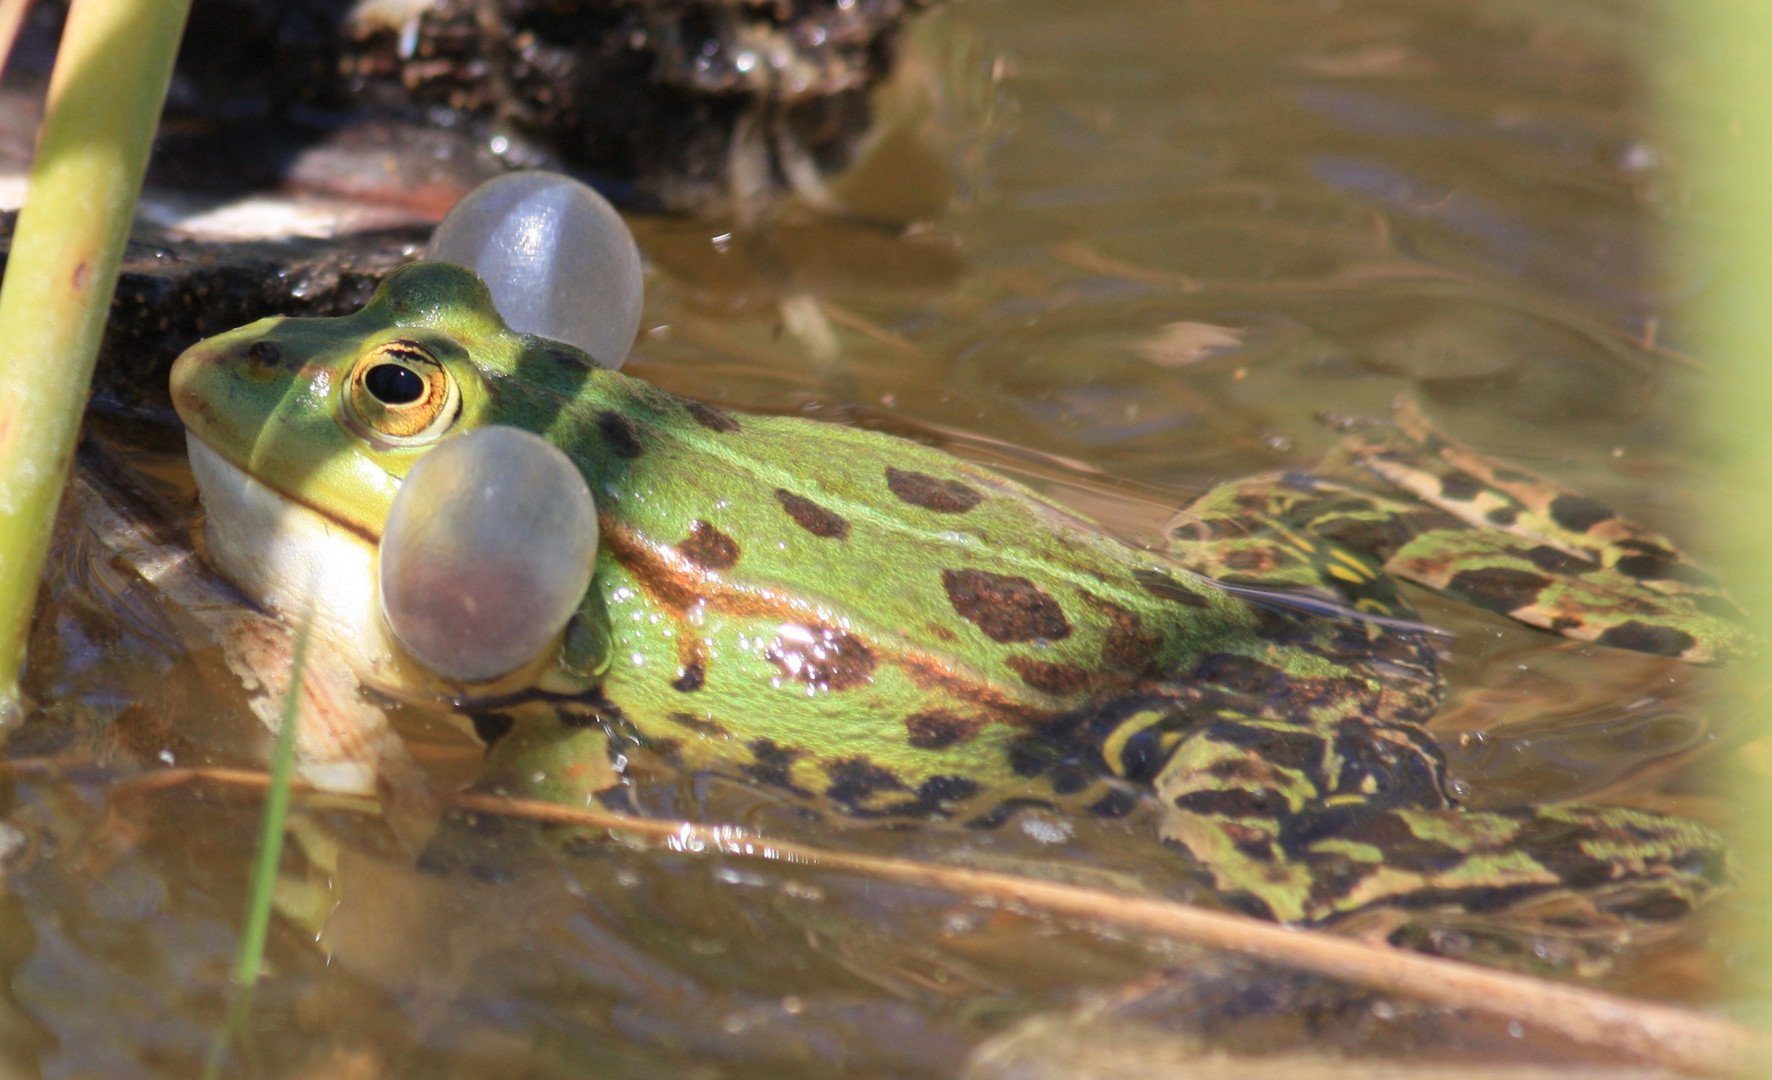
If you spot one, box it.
[109,766,1760,1078]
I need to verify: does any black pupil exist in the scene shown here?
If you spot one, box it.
[364,363,425,405]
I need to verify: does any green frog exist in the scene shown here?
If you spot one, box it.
[168,260,1750,934]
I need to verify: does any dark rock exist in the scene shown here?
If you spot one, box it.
[0,212,424,410]
[31,0,940,215]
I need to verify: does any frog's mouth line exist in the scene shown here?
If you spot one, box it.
[185,434,381,546]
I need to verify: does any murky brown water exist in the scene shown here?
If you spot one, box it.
[10,0,1751,1076]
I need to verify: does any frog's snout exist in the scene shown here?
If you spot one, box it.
[168,339,219,430]
[169,318,296,438]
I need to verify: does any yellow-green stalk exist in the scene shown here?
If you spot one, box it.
[1672,3,1772,1033]
[0,0,194,716]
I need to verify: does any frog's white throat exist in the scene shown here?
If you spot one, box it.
[185,433,398,675]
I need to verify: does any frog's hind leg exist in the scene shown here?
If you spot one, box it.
[1168,407,1752,662]
[1326,399,1752,662]
[1163,471,1427,630]
[1151,713,1731,930]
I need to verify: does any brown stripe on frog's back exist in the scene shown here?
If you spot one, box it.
[602,516,817,620]
[893,654,1069,725]
[599,518,1062,725]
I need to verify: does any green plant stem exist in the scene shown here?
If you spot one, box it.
[201,618,310,1080]
[1674,1,1772,1033]
[0,0,193,713]
[235,621,308,988]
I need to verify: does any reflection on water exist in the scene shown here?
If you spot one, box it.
[10,0,1745,1075]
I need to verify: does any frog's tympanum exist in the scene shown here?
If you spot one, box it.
[169,261,1750,937]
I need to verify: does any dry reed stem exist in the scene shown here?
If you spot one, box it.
[94,766,1762,1078]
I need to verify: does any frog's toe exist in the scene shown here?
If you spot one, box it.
[1387,529,1756,663]
[1326,399,1756,663]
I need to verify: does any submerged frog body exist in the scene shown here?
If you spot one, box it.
[169,262,1748,932]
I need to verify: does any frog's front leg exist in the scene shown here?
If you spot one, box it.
[477,575,626,803]
[472,702,625,806]
[537,572,615,694]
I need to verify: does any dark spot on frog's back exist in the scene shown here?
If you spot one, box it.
[677,520,740,570]
[942,568,1072,643]
[668,711,729,737]
[1549,493,1615,533]
[685,399,741,433]
[1595,621,1697,658]
[1446,566,1550,613]
[1132,568,1211,608]
[1613,543,1717,587]
[1437,470,1483,501]
[1005,655,1097,696]
[1194,653,1287,695]
[823,756,908,806]
[596,410,644,458]
[886,467,983,513]
[774,489,850,539]
[671,660,705,692]
[905,710,983,749]
[766,626,874,690]
[742,739,812,796]
[1523,544,1595,575]
[1093,599,1162,672]
[918,775,982,806]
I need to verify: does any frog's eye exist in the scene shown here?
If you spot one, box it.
[344,340,459,444]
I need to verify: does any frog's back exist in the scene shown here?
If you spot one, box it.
[528,370,1265,808]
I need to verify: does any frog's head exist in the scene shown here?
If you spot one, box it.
[170,261,536,535]
[171,260,604,692]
